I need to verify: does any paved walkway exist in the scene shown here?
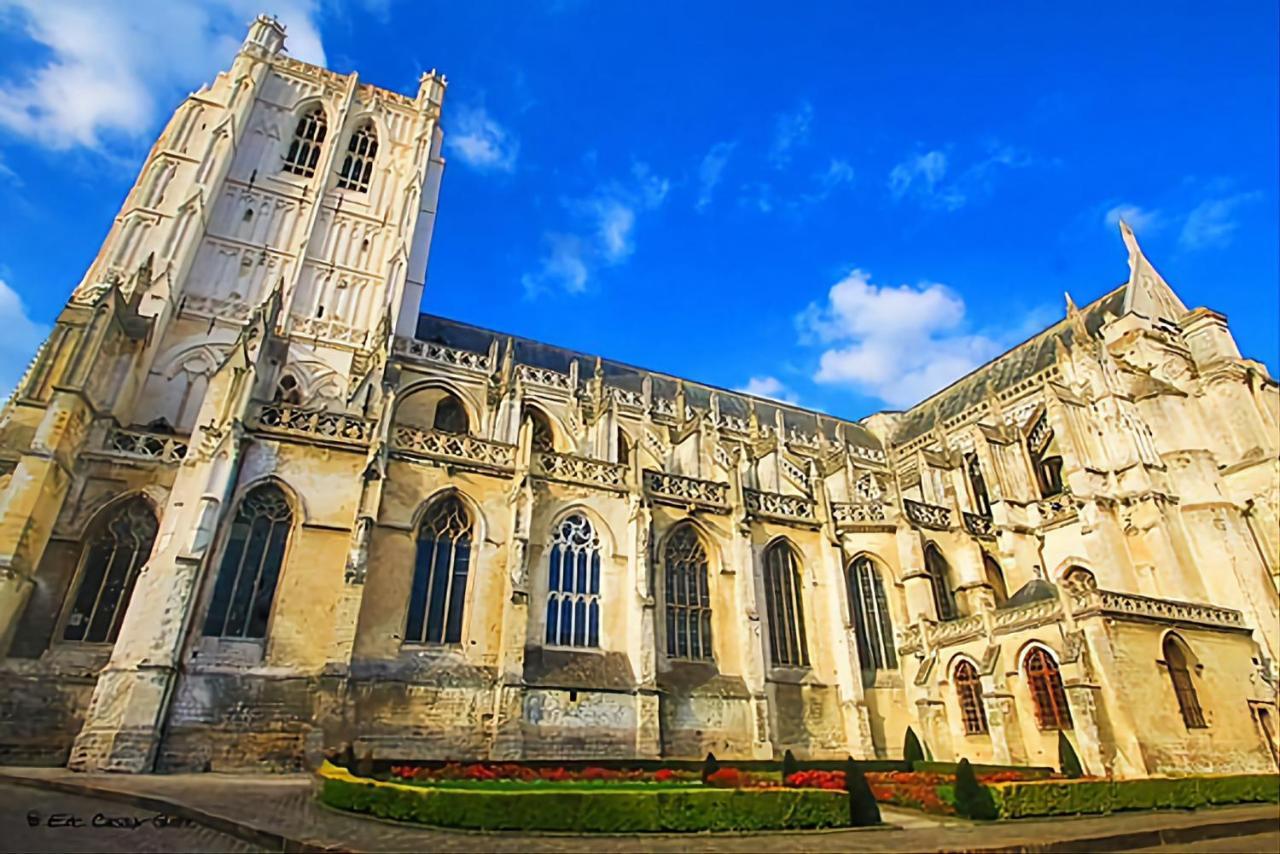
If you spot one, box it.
[1,766,1276,853]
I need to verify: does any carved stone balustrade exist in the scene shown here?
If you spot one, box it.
[991,597,1064,635]
[831,501,887,528]
[392,426,515,472]
[104,428,188,464]
[743,488,817,525]
[393,336,491,372]
[643,470,730,511]
[516,364,573,391]
[252,403,373,445]
[534,451,628,491]
[609,386,645,408]
[962,511,996,539]
[1071,588,1246,632]
[290,314,367,346]
[904,498,952,530]
[926,613,985,647]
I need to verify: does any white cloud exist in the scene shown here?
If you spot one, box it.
[0,1,326,151]
[0,278,49,397]
[737,375,798,404]
[1104,203,1162,233]
[522,162,669,297]
[769,101,813,168]
[444,104,519,173]
[1179,192,1261,250]
[799,268,1009,408]
[888,144,1030,212]
[695,141,736,212]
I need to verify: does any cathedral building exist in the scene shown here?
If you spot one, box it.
[0,18,1277,777]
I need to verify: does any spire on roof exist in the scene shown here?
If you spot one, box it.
[1118,219,1187,322]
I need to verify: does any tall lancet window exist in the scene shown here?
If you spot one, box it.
[848,555,896,675]
[337,121,378,192]
[545,514,601,648]
[63,498,158,644]
[664,525,713,660]
[282,106,327,177]
[925,543,959,621]
[763,540,809,667]
[405,495,473,644]
[955,659,989,734]
[966,452,992,518]
[203,485,292,639]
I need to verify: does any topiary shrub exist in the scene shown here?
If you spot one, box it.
[903,727,925,764]
[845,756,881,826]
[953,758,997,820]
[701,751,721,784]
[782,749,799,783]
[1058,731,1083,779]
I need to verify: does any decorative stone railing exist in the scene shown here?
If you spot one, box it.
[392,425,515,471]
[904,498,951,530]
[927,613,985,647]
[517,364,573,391]
[252,403,374,444]
[991,597,1063,634]
[1037,490,1077,527]
[963,511,996,538]
[850,444,888,465]
[715,413,749,433]
[779,457,810,490]
[896,624,923,655]
[743,488,817,524]
[534,450,628,490]
[1070,588,1246,631]
[831,501,887,526]
[393,337,491,372]
[609,386,645,408]
[104,428,188,463]
[290,314,366,345]
[643,470,730,510]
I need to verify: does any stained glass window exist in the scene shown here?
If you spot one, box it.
[405,496,472,644]
[1025,647,1073,730]
[282,107,327,178]
[955,660,989,734]
[202,485,291,639]
[849,555,897,675]
[764,541,809,667]
[545,514,601,648]
[336,121,377,192]
[664,525,712,660]
[63,499,157,644]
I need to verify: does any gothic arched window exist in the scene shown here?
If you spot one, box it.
[664,525,712,660]
[1027,412,1064,498]
[984,554,1010,606]
[925,544,959,621]
[273,375,302,405]
[764,540,809,667]
[966,452,992,517]
[545,514,601,648]
[282,106,327,178]
[848,555,896,674]
[955,659,989,734]
[432,393,469,435]
[617,428,631,467]
[202,484,292,639]
[336,121,377,192]
[405,496,472,644]
[1164,635,1207,729]
[525,407,554,452]
[63,499,158,644]
[1024,646,1073,730]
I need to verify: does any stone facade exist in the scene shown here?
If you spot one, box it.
[1,18,1277,777]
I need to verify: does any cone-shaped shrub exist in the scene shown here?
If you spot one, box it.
[782,748,799,783]
[845,756,881,826]
[1058,731,1084,778]
[701,751,721,783]
[954,758,997,820]
[903,726,925,765]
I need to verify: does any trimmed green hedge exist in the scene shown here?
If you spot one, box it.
[989,773,1280,819]
[912,761,1055,778]
[320,776,852,832]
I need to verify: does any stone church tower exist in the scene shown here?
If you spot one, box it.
[0,17,1277,777]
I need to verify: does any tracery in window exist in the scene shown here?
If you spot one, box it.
[282,106,327,178]
[545,514,601,648]
[432,393,469,435]
[202,484,292,640]
[763,540,809,667]
[984,554,1010,606]
[336,121,377,192]
[966,452,992,517]
[955,659,989,735]
[924,543,959,621]
[405,495,472,644]
[848,554,896,677]
[62,498,158,644]
[1164,635,1207,729]
[664,524,712,660]
[274,375,302,405]
[1024,646,1073,730]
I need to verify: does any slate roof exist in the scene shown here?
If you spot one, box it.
[414,313,885,453]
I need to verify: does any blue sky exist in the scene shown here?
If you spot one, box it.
[1,1,1276,419]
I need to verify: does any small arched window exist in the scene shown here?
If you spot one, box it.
[525,407,554,452]
[336,121,377,192]
[925,544,959,621]
[984,554,1010,606]
[545,514,601,648]
[955,660,989,734]
[405,496,472,644]
[63,498,158,644]
[763,540,809,667]
[1163,636,1207,729]
[848,555,896,675]
[617,428,631,468]
[203,484,292,639]
[664,525,712,660]
[432,393,469,435]
[966,452,992,517]
[274,375,302,405]
[282,106,327,178]
[1024,646,1073,730]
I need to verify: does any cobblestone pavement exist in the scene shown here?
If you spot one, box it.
[1,767,1276,853]
[0,781,257,853]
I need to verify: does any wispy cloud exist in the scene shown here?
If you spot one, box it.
[444,104,519,173]
[522,163,669,297]
[695,141,736,212]
[1179,192,1261,250]
[737,159,854,216]
[1104,203,1162,234]
[0,277,50,397]
[888,144,1031,212]
[0,1,326,151]
[769,101,813,168]
[737,375,798,404]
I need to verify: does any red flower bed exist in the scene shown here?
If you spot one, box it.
[785,770,846,790]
